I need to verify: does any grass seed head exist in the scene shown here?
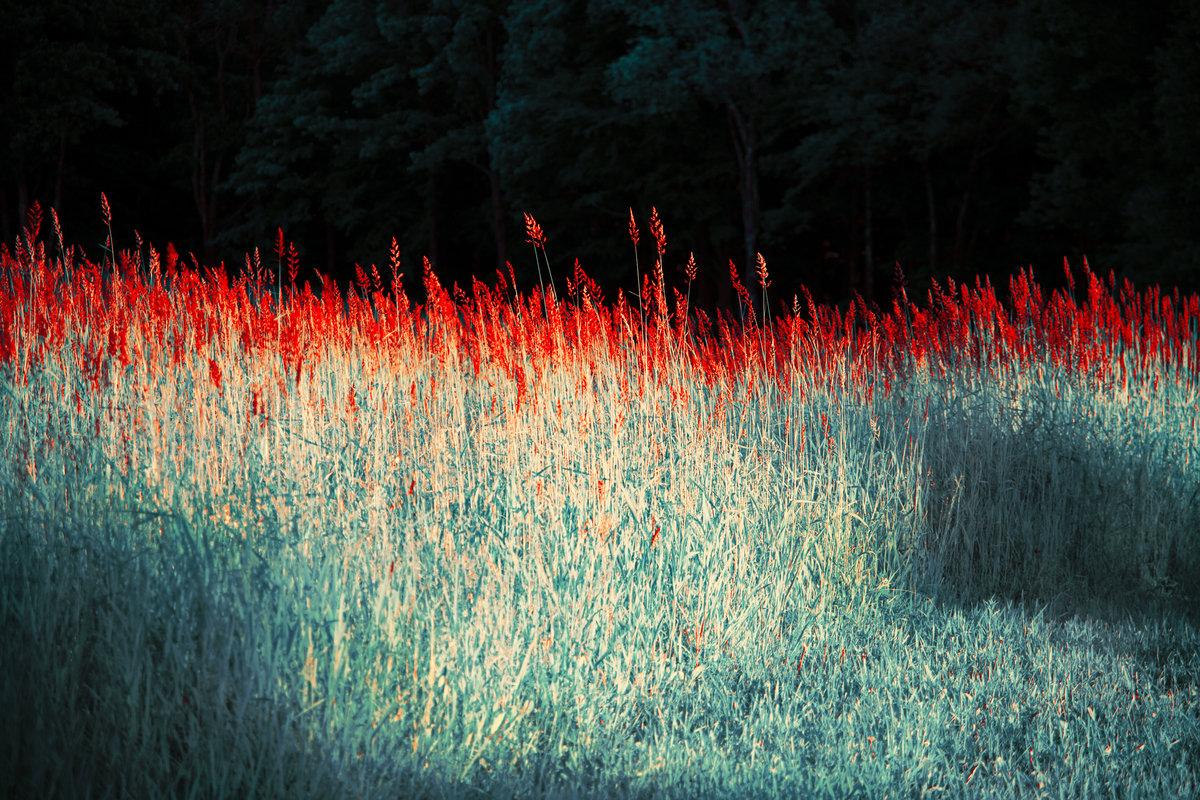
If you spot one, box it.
[649,206,666,256]
[523,212,547,248]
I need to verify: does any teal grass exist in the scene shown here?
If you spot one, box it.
[1,243,1198,797]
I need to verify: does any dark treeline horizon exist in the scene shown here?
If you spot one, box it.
[3,0,1199,310]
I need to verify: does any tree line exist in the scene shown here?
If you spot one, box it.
[3,0,1199,308]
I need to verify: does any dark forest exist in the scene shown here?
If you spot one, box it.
[3,0,1198,307]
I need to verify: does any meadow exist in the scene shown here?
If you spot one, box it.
[1,203,1198,798]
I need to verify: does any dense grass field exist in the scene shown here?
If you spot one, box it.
[1,205,1198,798]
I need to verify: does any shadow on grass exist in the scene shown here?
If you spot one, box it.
[4,392,1198,800]
[913,394,1200,620]
[0,518,631,799]
[0,520,364,799]
[3,507,1197,799]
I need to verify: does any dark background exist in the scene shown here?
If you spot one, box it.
[3,0,1198,309]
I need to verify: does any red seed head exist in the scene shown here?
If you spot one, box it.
[649,206,666,256]
[627,207,640,247]
[287,242,300,285]
[50,207,63,247]
[24,201,42,242]
[1063,256,1075,292]
[728,259,755,323]
[755,252,770,290]
[389,237,402,280]
[99,193,112,227]
[523,211,547,248]
[684,251,697,283]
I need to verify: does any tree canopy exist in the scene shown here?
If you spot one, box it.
[4,0,1199,303]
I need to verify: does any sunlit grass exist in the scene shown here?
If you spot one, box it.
[1,210,1197,797]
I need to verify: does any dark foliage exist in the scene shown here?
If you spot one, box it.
[3,0,1198,304]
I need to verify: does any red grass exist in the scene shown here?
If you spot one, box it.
[1,212,1198,417]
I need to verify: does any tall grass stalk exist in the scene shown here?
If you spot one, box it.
[1,218,1198,798]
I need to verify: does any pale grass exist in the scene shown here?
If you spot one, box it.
[1,257,1198,797]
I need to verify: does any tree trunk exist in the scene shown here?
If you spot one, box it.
[953,143,985,270]
[54,134,66,212]
[17,177,29,228]
[189,93,214,256]
[325,223,337,274]
[742,143,760,302]
[190,114,222,261]
[846,175,859,300]
[0,186,11,243]
[862,163,874,301]
[428,174,440,270]
[206,154,223,261]
[727,102,760,314]
[953,99,1000,271]
[953,188,972,271]
[487,164,507,269]
[953,183,971,271]
[923,156,937,274]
